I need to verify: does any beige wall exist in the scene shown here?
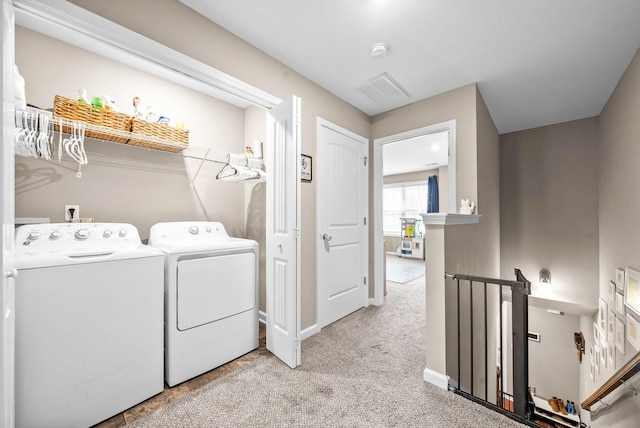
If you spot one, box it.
[372,84,478,209]
[500,117,599,309]
[244,106,267,313]
[15,27,247,239]
[585,47,640,427]
[442,88,501,400]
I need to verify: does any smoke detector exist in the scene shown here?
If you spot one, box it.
[370,42,388,59]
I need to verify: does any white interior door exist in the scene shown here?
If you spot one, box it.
[1,1,16,425]
[317,118,368,329]
[266,96,301,368]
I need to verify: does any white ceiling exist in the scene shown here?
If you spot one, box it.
[179,0,640,134]
[383,131,448,176]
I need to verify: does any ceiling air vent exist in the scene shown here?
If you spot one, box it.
[353,72,411,105]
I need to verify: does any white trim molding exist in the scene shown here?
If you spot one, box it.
[423,367,450,390]
[421,213,480,225]
[13,0,282,110]
[300,323,319,341]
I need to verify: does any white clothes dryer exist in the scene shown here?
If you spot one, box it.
[148,221,259,387]
[14,223,164,428]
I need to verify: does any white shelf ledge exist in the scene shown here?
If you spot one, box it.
[421,213,481,225]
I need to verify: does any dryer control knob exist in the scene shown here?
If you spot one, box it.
[189,226,199,235]
[205,226,212,233]
[118,229,127,238]
[28,231,41,240]
[75,229,89,240]
[103,230,113,238]
[49,231,61,240]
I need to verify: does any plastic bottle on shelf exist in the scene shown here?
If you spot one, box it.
[245,145,254,157]
[132,97,143,118]
[78,88,90,104]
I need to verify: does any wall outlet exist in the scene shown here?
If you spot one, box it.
[65,205,80,222]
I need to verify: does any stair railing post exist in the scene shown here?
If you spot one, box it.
[512,268,531,419]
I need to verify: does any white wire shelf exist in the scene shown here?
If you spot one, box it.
[17,107,265,183]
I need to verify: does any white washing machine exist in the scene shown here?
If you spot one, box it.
[148,221,258,387]
[14,223,164,428]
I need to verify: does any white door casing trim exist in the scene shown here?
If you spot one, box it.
[316,117,369,328]
[1,1,16,425]
[372,120,456,306]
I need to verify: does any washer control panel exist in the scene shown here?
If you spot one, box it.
[15,223,143,254]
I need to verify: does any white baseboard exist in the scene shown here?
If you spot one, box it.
[260,312,318,341]
[300,323,319,340]
[423,367,450,390]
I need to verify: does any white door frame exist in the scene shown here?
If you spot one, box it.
[1,1,16,425]
[372,120,456,305]
[316,117,369,328]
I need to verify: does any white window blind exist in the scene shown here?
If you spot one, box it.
[383,181,428,235]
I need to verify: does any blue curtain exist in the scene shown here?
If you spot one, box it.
[427,175,439,213]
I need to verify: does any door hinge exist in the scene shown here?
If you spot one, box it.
[294,228,300,238]
[364,217,367,226]
[364,276,367,285]
[364,156,368,166]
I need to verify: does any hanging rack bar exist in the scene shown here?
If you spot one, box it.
[190,148,210,185]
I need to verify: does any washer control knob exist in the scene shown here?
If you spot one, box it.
[28,231,41,240]
[189,226,199,235]
[103,230,113,238]
[118,229,127,238]
[75,229,89,240]
[205,226,212,233]
[49,231,61,240]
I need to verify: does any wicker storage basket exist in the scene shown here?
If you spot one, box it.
[128,118,189,153]
[53,95,131,142]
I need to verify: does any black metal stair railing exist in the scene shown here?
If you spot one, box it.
[447,268,533,424]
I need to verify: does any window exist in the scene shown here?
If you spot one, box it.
[383,181,428,236]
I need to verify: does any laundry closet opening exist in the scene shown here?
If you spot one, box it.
[13,0,301,378]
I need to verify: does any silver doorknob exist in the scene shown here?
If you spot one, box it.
[322,233,332,242]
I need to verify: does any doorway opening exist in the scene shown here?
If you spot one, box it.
[372,120,456,305]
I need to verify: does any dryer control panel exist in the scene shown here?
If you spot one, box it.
[149,221,229,243]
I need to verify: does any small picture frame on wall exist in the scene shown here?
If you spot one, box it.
[595,345,601,373]
[624,267,640,317]
[616,268,626,290]
[300,154,312,182]
[590,360,595,381]
[608,309,615,339]
[593,322,600,343]
[615,316,625,354]
[609,280,616,301]
[600,343,607,369]
[599,298,608,336]
[616,292,626,315]
[627,313,640,351]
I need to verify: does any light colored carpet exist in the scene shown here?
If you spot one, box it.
[386,261,425,284]
[128,277,524,427]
